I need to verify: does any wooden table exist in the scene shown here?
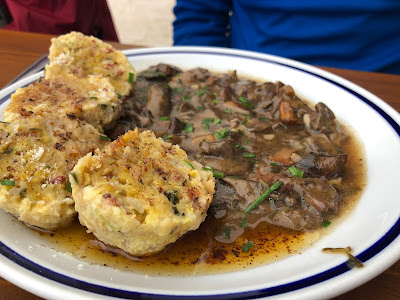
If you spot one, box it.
[0,29,399,300]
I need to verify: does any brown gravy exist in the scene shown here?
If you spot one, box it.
[32,65,366,276]
[32,127,365,276]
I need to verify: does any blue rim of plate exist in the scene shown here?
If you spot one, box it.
[0,48,399,299]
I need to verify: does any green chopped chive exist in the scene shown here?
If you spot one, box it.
[242,153,255,158]
[1,179,15,186]
[162,135,173,140]
[202,166,224,178]
[241,115,248,125]
[157,73,166,80]
[128,72,135,83]
[185,123,194,133]
[289,165,304,178]
[259,116,268,121]
[117,93,122,99]
[321,220,331,227]
[184,159,195,169]
[159,116,170,121]
[66,182,72,193]
[194,91,204,96]
[199,139,206,146]
[213,99,219,105]
[202,166,214,171]
[224,108,232,114]
[270,162,278,166]
[238,96,255,109]
[202,86,208,90]
[225,226,232,239]
[238,129,244,136]
[244,181,283,213]
[100,135,110,141]
[197,105,206,110]
[213,118,221,125]
[241,240,254,252]
[241,218,247,229]
[182,95,191,101]
[90,96,98,99]
[234,144,245,150]
[212,171,225,179]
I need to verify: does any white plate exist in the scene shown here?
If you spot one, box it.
[0,47,399,300]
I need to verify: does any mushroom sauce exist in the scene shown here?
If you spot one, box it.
[36,64,366,275]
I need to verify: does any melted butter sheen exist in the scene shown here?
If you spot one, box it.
[34,218,320,276]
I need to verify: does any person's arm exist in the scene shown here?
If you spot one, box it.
[173,0,232,47]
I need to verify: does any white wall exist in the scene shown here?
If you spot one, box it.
[107,0,176,47]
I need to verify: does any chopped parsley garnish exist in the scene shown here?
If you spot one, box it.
[238,129,244,136]
[241,115,248,125]
[197,105,206,111]
[157,73,166,80]
[1,179,15,186]
[66,182,72,193]
[184,159,195,169]
[172,207,180,215]
[201,118,214,130]
[241,241,254,252]
[213,129,229,140]
[182,95,191,102]
[165,190,179,205]
[194,91,204,96]
[259,116,268,121]
[242,153,255,158]
[2,148,13,154]
[289,165,304,178]
[159,116,170,121]
[225,226,232,239]
[321,220,331,227]
[270,162,278,166]
[199,139,206,146]
[238,96,255,109]
[244,181,283,213]
[117,93,122,99]
[213,99,219,105]
[162,135,173,140]
[185,123,194,133]
[99,135,110,141]
[128,72,135,83]
[241,218,247,229]
[224,108,232,114]
[234,144,245,150]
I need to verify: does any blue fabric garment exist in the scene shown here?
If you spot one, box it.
[173,0,400,74]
